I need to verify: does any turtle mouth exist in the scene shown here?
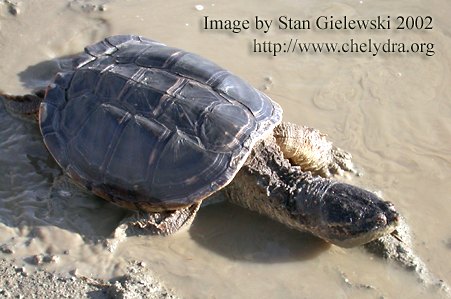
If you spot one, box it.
[315,182,400,247]
[326,209,400,248]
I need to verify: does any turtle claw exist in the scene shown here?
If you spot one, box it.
[326,146,358,177]
[274,123,359,178]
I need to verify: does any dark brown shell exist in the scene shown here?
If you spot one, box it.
[39,35,282,211]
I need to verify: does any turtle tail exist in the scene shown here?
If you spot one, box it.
[1,89,45,120]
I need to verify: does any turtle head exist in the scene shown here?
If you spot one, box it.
[295,181,399,248]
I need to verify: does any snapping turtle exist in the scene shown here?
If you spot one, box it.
[1,35,398,247]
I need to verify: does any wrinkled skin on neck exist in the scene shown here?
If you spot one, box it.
[224,135,399,247]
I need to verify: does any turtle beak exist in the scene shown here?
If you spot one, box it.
[316,182,399,247]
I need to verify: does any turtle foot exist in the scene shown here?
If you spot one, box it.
[122,204,200,236]
[324,146,358,177]
[105,203,201,251]
[274,122,358,178]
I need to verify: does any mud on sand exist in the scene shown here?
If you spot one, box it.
[0,259,179,299]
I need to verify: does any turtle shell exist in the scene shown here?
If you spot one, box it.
[39,35,282,211]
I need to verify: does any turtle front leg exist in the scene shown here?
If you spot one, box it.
[107,203,201,251]
[123,203,201,235]
[117,202,201,236]
[274,122,356,177]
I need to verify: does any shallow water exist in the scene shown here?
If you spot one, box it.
[0,0,450,298]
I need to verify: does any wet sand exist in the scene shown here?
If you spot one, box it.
[0,0,450,298]
[0,258,179,298]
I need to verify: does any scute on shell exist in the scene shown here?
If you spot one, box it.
[40,35,282,210]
